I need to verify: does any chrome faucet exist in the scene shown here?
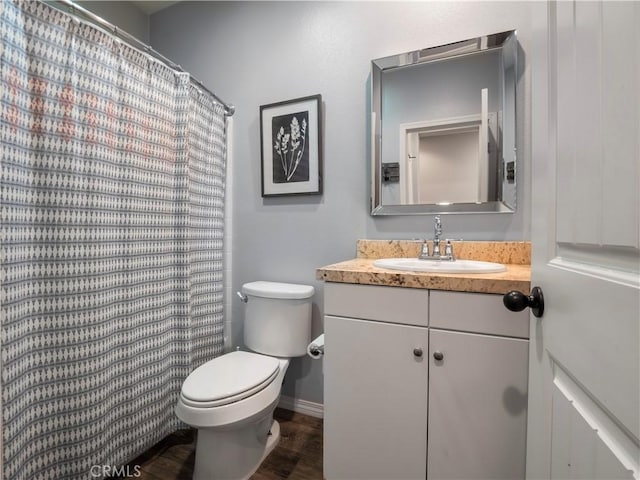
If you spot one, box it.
[433,215,442,257]
[418,215,456,261]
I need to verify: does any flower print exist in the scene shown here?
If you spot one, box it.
[290,117,301,150]
[272,113,308,182]
[274,126,284,154]
[274,126,287,173]
[281,133,290,155]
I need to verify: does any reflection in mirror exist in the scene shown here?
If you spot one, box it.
[371,31,518,215]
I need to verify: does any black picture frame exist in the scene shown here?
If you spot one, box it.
[260,94,322,197]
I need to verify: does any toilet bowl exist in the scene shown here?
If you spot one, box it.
[175,281,314,480]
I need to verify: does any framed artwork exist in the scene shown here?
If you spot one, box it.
[260,94,322,197]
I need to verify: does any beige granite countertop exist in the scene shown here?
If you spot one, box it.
[316,240,531,295]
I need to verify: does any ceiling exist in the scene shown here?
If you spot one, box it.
[130,1,181,15]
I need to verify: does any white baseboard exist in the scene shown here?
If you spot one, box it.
[278,395,324,419]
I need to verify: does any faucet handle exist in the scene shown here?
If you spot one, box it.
[419,240,430,259]
[444,239,463,260]
[444,240,454,257]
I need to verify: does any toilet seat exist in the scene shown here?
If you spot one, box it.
[180,351,280,408]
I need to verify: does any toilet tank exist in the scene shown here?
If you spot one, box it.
[242,281,314,357]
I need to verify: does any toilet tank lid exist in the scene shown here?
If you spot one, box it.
[242,281,314,300]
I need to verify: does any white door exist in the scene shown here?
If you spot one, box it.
[527,2,639,479]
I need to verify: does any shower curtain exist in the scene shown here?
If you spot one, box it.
[1,1,226,478]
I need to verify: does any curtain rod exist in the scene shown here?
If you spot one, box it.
[52,0,235,116]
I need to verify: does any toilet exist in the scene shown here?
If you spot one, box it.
[175,281,314,480]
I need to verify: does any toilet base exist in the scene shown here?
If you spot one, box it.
[192,415,281,480]
[263,419,281,465]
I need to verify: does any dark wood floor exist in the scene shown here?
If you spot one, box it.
[114,408,323,480]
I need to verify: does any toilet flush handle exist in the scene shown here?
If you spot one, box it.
[236,291,248,303]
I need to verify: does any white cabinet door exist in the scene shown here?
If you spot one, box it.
[324,315,429,480]
[428,329,529,480]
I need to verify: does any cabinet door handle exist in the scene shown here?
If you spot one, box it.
[433,351,444,361]
[413,347,423,357]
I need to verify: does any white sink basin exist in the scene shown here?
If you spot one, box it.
[373,258,507,274]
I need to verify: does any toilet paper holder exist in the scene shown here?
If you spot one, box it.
[308,344,324,356]
[307,333,325,359]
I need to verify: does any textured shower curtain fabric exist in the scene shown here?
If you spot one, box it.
[1,1,226,478]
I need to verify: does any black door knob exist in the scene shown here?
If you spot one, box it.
[503,286,544,318]
[433,351,444,361]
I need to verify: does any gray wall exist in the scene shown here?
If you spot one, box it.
[150,1,533,405]
[77,1,149,43]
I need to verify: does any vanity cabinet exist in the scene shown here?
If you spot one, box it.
[324,283,430,480]
[323,283,529,480]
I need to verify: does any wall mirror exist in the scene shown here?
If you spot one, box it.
[371,30,518,215]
